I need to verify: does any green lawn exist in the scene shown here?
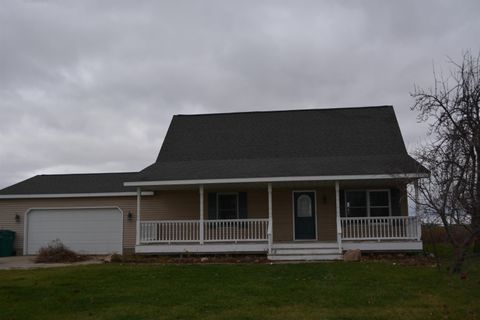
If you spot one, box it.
[0,260,478,320]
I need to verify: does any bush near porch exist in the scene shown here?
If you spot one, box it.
[0,253,478,320]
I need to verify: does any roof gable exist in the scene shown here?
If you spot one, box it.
[157,106,408,162]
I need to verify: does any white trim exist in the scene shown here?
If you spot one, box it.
[0,191,154,199]
[123,173,428,187]
[23,206,124,255]
[414,180,420,216]
[267,183,273,254]
[335,181,342,254]
[292,190,318,241]
[199,185,204,244]
[136,188,141,246]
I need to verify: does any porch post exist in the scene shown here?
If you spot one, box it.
[414,180,422,240]
[268,183,273,254]
[199,184,204,244]
[335,181,342,254]
[136,187,141,246]
[414,179,420,216]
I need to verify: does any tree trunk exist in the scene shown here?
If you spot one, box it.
[474,145,480,253]
[473,213,480,253]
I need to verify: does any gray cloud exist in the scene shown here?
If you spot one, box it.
[1,0,479,188]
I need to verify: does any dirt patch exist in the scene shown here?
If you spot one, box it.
[361,252,437,266]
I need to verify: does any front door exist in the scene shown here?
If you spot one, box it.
[294,191,316,240]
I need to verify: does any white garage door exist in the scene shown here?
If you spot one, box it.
[26,208,123,255]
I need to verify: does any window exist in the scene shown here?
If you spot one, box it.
[368,190,390,217]
[217,193,239,219]
[345,190,391,217]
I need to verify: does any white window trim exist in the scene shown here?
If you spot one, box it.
[216,192,240,219]
[345,189,392,218]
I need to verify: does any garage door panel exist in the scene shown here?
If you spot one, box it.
[27,208,123,255]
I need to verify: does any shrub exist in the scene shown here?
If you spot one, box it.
[35,239,88,263]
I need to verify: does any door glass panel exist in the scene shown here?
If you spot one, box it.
[297,194,312,217]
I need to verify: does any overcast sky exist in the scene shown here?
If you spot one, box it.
[1,0,479,189]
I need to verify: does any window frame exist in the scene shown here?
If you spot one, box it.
[216,192,240,219]
[344,189,391,218]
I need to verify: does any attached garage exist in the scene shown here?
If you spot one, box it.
[25,207,123,255]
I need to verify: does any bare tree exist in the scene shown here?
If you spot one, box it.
[411,50,480,273]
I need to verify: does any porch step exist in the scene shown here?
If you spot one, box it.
[271,248,340,255]
[271,242,338,249]
[268,254,342,261]
[268,243,342,261]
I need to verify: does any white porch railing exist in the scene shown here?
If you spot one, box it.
[140,218,269,244]
[340,216,421,241]
[140,220,200,243]
[204,219,269,242]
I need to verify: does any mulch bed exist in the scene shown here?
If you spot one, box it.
[360,252,437,266]
[109,254,269,264]
[109,252,438,266]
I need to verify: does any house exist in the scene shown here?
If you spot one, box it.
[0,106,428,260]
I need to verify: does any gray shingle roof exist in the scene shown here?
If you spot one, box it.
[0,172,138,195]
[0,105,427,195]
[136,105,427,182]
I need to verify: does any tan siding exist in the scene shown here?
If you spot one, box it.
[0,191,205,254]
[0,183,409,254]
[0,197,136,254]
[315,187,337,241]
[272,189,294,241]
[246,189,269,218]
[141,190,201,221]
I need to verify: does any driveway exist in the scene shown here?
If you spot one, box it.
[0,256,104,270]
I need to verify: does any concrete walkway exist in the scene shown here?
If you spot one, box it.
[0,256,104,270]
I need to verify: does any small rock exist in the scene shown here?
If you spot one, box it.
[200,257,209,262]
[344,249,361,262]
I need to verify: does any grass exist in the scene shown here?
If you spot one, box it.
[0,258,479,320]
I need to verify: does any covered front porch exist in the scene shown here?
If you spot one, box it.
[131,178,423,260]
